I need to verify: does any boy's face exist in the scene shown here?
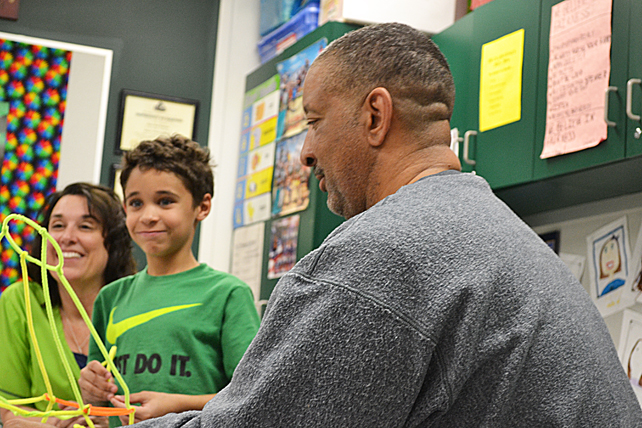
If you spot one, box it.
[123,167,210,263]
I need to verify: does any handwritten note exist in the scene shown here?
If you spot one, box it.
[231,222,265,302]
[540,0,612,159]
[479,29,524,133]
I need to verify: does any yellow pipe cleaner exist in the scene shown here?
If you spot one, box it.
[0,214,136,427]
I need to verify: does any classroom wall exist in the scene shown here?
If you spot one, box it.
[0,0,220,265]
[199,0,263,273]
[0,0,219,186]
[525,190,642,350]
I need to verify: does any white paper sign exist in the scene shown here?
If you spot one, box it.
[541,0,612,158]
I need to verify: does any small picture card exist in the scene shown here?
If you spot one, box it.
[586,216,633,317]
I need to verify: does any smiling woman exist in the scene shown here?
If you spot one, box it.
[0,183,136,427]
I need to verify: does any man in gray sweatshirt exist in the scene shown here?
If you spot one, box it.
[128,22,642,427]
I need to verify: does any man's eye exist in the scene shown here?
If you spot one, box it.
[159,198,174,207]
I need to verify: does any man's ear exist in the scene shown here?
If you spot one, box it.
[196,193,212,222]
[363,87,393,147]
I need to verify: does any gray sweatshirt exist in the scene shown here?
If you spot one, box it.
[134,171,642,427]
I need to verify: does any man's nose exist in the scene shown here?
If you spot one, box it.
[299,137,316,167]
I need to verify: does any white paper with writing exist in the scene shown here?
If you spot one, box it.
[541,0,612,159]
[231,222,265,304]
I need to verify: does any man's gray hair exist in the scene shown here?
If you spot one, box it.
[316,22,455,122]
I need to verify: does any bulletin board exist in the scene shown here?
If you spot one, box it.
[231,23,358,313]
[0,32,112,292]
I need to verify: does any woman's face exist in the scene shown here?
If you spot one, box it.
[600,237,621,277]
[46,195,109,287]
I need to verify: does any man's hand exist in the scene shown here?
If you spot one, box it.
[79,360,119,406]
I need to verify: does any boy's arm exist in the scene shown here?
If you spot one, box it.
[110,392,215,425]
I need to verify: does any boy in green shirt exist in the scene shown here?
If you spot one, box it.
[79,135,260,426]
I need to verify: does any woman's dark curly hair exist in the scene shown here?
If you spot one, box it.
[27,182,137,306]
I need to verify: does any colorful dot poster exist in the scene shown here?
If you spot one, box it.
[234,75,280,229]
[0,39,71,293]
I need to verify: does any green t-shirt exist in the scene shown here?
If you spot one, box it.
[88,263,260,425]
[0,281,82,411]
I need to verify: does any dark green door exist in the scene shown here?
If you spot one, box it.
[533,0,629,180]
[468,0,541,189]
[625,0,642,157]
[432,12,476,173]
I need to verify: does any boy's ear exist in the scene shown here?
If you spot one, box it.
[195,194,212,222]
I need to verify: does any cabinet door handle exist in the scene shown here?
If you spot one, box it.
[463,130,477,166]
[626,78,642,121]
[604,86,617,127]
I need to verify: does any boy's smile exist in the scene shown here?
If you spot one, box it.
[123,167,210,275]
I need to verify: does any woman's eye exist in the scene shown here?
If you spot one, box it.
[128,199,142,208]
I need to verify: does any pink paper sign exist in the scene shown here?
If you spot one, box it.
[541,0,612,159]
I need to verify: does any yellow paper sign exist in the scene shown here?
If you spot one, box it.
[245,167,274,199]
[249,116,278,150]
[479,28,525,132]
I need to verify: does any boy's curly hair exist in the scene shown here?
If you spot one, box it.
[120,134,214,206]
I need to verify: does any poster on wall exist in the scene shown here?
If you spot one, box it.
[276,38,327,139]
[0,38,72,291]
[231,222,265,303]
[631,225,642,303]
[271,130,311,217]
[267,214,300,279]
[478,28,524,133]
[540,0,613,159]
[586,216,634,317]
[618,309,642,406]
[234,75,280,229]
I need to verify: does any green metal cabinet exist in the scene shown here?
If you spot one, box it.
[625,0,642,158]
[432,13,475,174]
[532,0,632,180]
[434,0,642,217]
[433,0,542,190]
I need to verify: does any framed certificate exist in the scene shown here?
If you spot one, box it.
[116,90,199,153]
